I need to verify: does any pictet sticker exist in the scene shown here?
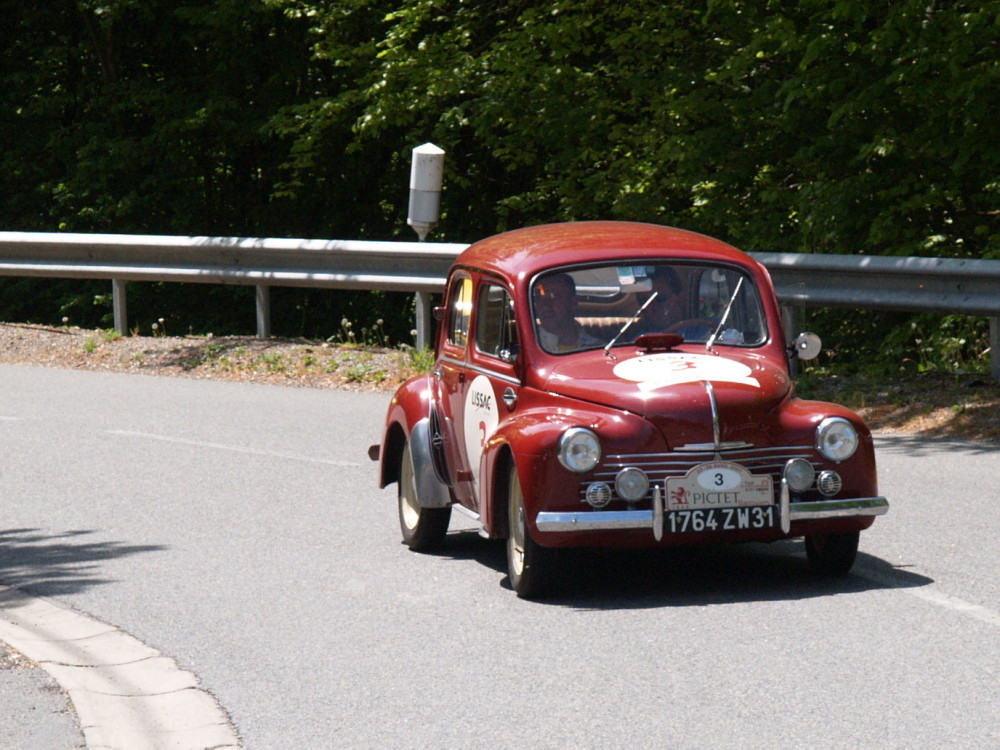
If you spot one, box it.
[613,353,760,392]
[463,375,499,492]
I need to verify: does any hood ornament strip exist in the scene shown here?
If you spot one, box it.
[702,380,721,455]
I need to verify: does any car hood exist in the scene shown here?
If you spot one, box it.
[537,350,792,449]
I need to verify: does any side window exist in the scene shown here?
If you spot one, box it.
[475,284,517,359]
[447,276,474,348]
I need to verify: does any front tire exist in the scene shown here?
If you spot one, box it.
[506,464,554,598]
[398,437,450,551]
[805,531,859,575]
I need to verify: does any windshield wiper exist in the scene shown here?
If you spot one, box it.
[604,291,658,357]
[705,277,744,351]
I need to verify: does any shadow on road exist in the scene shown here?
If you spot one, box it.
[0,528,166,597]
[875,434,1000,456]
[430,529,932,610]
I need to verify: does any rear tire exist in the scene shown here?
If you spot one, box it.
[506,464,554,598]
[398,438,450,551]
[805,531,859,575]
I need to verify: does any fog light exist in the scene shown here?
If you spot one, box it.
[817,470,842,497]
[585,483,612,508]
[783,458,815,492]
[615,467,649,502]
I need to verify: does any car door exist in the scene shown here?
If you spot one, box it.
[435,272,477,507]
[436,274,520,510]
[461,281,520,504]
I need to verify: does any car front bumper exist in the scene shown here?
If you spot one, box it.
[535,495,889,536]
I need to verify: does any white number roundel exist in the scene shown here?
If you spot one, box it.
[463,375,499,493]
[696,466,742,491]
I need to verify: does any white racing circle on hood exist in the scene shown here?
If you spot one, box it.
[613,353,761,392]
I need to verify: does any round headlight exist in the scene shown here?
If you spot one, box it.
[816,417,859,462]
[615,467,649,502]
[557,427,601,473]
[783,458,815,492]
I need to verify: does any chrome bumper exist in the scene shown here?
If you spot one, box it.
[535,496,889,534]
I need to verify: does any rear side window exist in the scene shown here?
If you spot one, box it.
[447,276,474,348]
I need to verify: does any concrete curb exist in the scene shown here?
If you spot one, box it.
[0,585,240,749]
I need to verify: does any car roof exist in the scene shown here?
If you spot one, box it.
[454,221,760,284]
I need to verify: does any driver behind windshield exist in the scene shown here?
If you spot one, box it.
[631,266,714,341]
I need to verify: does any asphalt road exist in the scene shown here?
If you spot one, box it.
[1,364,998,748]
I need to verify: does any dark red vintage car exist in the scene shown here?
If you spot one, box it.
[372,221,888,598]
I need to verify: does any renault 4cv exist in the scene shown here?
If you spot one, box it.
[371,221,888,598]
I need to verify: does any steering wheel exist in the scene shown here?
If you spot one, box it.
[666,318,718,338]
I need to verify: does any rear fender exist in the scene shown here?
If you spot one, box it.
[378,375,450,509]
[406,417,452,509]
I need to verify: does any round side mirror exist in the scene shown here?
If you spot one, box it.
[793,332,822,361]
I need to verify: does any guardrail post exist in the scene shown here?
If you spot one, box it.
[991,317,999,381]
[256,284,271,339]
[112,279,127,335]
[415,291,432,350]
[406,143,445,352]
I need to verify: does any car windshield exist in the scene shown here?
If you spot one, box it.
[531,262,768,354]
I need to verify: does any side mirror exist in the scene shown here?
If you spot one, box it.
[792,332,822,361]
[432,306,446,322]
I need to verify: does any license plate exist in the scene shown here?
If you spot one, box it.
[665,461,773,511]
[667,505,778,534]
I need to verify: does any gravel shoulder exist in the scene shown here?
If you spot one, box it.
[3,322,999,444]
[0,322,420,393]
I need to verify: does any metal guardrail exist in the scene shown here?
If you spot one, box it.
[0,231,462,290]
[1,231,997,377]
[753,252,1000,317]
[0,231,463,342]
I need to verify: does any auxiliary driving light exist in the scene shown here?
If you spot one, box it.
[615,467,649,502]
[783,458,816,492]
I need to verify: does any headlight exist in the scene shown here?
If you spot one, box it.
[816,417,859,462]
[557,427,601,473]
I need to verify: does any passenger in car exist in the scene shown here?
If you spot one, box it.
[533,273,602,353]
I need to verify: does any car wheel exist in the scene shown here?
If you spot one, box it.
[805,531,860,575]
[506,463,553,599]
[398,437,450,551]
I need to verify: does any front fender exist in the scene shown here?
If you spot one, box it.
[477,392,664,538]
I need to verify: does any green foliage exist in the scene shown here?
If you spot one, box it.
[404,344,436,373]
[1,0,997,361]
[806,309,991,377]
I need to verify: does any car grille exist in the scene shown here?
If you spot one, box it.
[583,445,818,504]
